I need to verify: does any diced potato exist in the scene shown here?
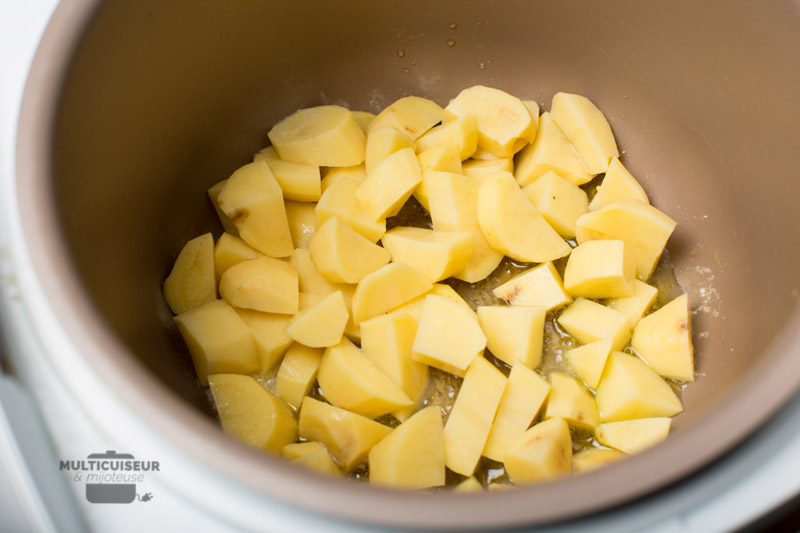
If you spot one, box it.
[317,338,412,418]
[298,292,326,310]
[557,298,631,351]
[522,170,588,239]
[462,158,514,179]
[174,300,260,385]
[476,305,546,369]
[253,145,278,164]
[492,261,572,311]
[631,293,694,382]
[483,364,550,462]
[388,283,474,324]
[217,161,294,258]
[163,233,216,315]
[444,86,536,158]
[453,476,484,492]
[595,418,671,454]
[355,147,422,220]
[208,374,297,454]
[417,144,463,173]
[274,343,323,409]
[595,351,683,422]
[365,126,416,175]
[315,177,385,242]
[381,227,472,283]
[443,356,507,476]
[351,110,376,134]
[412,295,487,377]
[283,201,316,250]
[208,180,238,235]
[564,339,613,389]
[575,199,676,280]
[550,92,619,175]
[219,256,299,315]
[367,96,444,140]
[369,406,445,489]
[588,157,649,211]
[291,447,342,477]
[283,441,324,460]
[604,279,659,329]
[235,309,293,373]
[214,232,262,285]
[504,417,573,483]
[573,448,627,474]
[298,397,392,470]
[268,105,366,166]
[545,372,600,430]
[351,263,433,325]
[265,158,321,202]
[320,165,366,193]
[514,113,591,187]
[285,290,349,348]
[291,248,347,296]
[308,216,391,284]
[522,99,541,122]
[476,171,571,263]
[563,240,636,299]
[470,146,502,161]
[415,114,478,160]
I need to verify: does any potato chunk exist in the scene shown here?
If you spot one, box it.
[389,283,474,325]
[208,180,238,235]
[522,170,589,239]
[573,448,626,474]
[514,113,591,187]
[214,232,262,285]
[367,96,444,140]
[415,114,478,160]
[504,417,573,484]
[208,374,297,454]
[266,158,321,202]
[309,216,391,284]
[477,305,546,369]
[235,309,293,373]
[563,240,636,299]
[462,157,514,179]
[595,418,671,454]
[275,344,323,409]
[588,157,649,211]
[565,339,614,389]
[351,110,375,134]
[315,177,385,242]
[550,92,619,175]
[219,256,299,315]
[321,165,367,193]
[492,261,572,311]
[285,290,349,348]
[544,372,600,430]
[163,233,216,315]
[291,447,342,477]
[365,126,416,175]
[604,279,659,329]
[283,200,316,249]
[351,263,433,325]
[381,227,472,283]
[631,293,694,382]
[355,147,422,220]
[557,297,631,351]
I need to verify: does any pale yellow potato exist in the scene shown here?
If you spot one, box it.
[388,283,474,325]
[291,248,340,295]
[315,177,385,242]
[275,344,323,409]
[351,110,376,134]
[252,145,278,164]
[631,293,694,382]
[476,171,571,263]
[268,105,366,166]
[522,99,541,122]
[575,199,676,281]
[492,261,572,311]
[595,418,671,454]
[444,85,536,157]
[174,300,260,386]
[308,216,391,284]
[285,290,349,348]
[573,448,627,474]
[298,292,326,310]
[462,157,514,179]
[504,417,573,484]
[604,279,659,329]
[208,373,297,454]
[588,157,649,211]
[415,114,478,160]
[514,113,592,187]
[563,240,636,299]
[283,200,316,249]
[320,164,366,193]
[207,180,238,235]
[411,295,487,377]
[545,372,600,430]
[282,441,324,460]
[214,232,262,285]
[557,297,631,351]
[550,92,619,175]
[483,363,550,462]
[351,262,433,325]
[355,147,422,220]
[595,351,684,422]
[235,309,293,373]
[369,406,445,489]
[217,161,293,258]
[564,339,614,390]
[381,227,472,283]
[453,476,484,492]
[366,96,444,140]
[219,256,299,315]
[291,447,342,477]
[476,305,546,369]
[523,170,588,239]
[298,397,392,470]
[365,126,416,175]
[443,356,507,476]
[163,233,216,315]
[414,146,463,210]
[469,146,503,160]
[265,158,321,202]
[317,338,412,418]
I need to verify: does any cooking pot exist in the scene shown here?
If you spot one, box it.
[12,0,800,529]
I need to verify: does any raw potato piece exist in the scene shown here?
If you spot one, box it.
[631,293,694,382]
[321,165,366,193]
[367,96,444,140]
[219,256,299,315]
[412,295,487,377]
[477,306,546,369]
[389,283,475,325]
[266,158,321,202]
[285,290,349,348]
[504,417,573,484]
[351,110,376,134]
[283,441,325,460]
[214,233,262,285]
[492,261,572,311]
[462,158,514,179]
[208,180,238,235]
[595,418,671,454]
[298,397,392,470]
[163,233,216,315]
[550,92,619,175]
[523,170,589,239]
[268,105,366,166]
[315,177,385,242]
[235,309,293,373]
[589,157,649,211]
[545,372,600,430]
[351,263,433,325]
[309,217,391,284]
[563,240,636,299]
[253,145,278,163]
[369,406,445,489]
[291,447,342,477]
[275,344,323,409]
[453,476,483,492]
[381,227,472,282]
[557,297,631,351]
[443,356,507,476]
[208,374,297,454]
[444,86,536,157]
[174,300,260,385]
[217,161,293,258]
[284,200,316,249]
[573,448,626,474]
[514,113,592,187]
[415,114,479,160]
[476,171,571,263]
[416,144,462,173]
[365,126,415,175]
[317,338,412,418]
[604,279,659,329]
[355,147,422,220]
[565,339,614,389]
